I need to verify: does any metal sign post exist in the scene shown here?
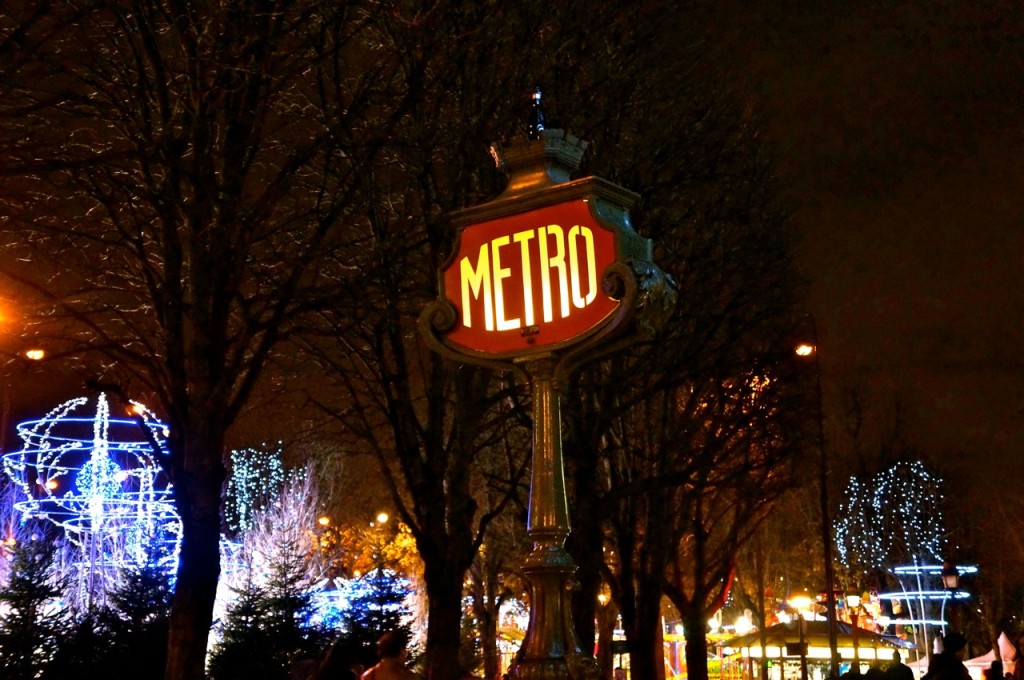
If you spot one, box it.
[421,118,672,679]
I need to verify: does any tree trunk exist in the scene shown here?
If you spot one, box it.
[623,582,665,680]
[423,562,469,680]
[684,609,711,680]
[568,445,604,660]
[471,571,501,680]
[596,602,619,679]
[165,433,227,680]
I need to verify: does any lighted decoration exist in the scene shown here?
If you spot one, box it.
[835,461,946,572]
[875,562,977,661]
[1,393,180,609]
[223,444,288,533]
[876,563,977,623]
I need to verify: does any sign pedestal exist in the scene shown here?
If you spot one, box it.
[509,357,599,679]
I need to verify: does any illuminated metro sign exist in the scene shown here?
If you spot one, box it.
[441,198,619,355]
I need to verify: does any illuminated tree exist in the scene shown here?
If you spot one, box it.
[224,445,289,535]
[835,460,947,573]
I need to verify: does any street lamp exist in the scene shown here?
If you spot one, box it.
[941,561,959,633]
[790,597,811,680]
[941,561,959,591]
[796,318,840,679]
[847,594,865,673]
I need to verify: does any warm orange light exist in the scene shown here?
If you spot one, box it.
[376,512,389,524]
[795,343,815,357]
[318,516,330,527]
[45,479,58,490]
[23,348,45,361]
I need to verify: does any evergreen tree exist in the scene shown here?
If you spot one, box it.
[39,610,112,680]
[338,568,413,669]
[0,525,68,680]
[211,465,337,680]
[261,531,329,671]
[207,570,281,680]
[102,556,175,679]
[41,534,174,679]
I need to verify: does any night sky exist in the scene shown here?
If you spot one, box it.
[709,2,1024,497]
[3,2,1021,514]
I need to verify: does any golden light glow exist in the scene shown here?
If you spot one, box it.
[376,512,389,524]
[23,348,45,361]
[318,516,330,527]
[45,479,58,490]
[789,594,812,611]
[795,343,815,357]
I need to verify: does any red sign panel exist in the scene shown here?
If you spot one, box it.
[442,199,619,354]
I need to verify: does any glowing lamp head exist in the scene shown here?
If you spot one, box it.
[318,516,330,527]
[376,512,389,524]
[941,561,959,590]
[795,343,815,357]
[23,348,45,361]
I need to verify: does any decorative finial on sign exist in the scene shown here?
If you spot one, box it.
[527,87,544,140]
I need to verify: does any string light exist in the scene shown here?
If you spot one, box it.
[835,461,946,571]
[223,444,288,533]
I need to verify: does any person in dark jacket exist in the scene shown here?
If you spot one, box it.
[884,650,914,680]
[923,632,971,680]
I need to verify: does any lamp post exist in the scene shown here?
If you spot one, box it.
[847,594,865,673]
[941,561,959,633]
[796,317,840,678]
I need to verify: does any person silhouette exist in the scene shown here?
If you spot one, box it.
[884,650,914,680]
[923,632,971,680]
[361,631,417,680]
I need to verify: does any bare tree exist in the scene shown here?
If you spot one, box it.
[0,4,806,680]
[0,3,409,678]
[556,27,808,675]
